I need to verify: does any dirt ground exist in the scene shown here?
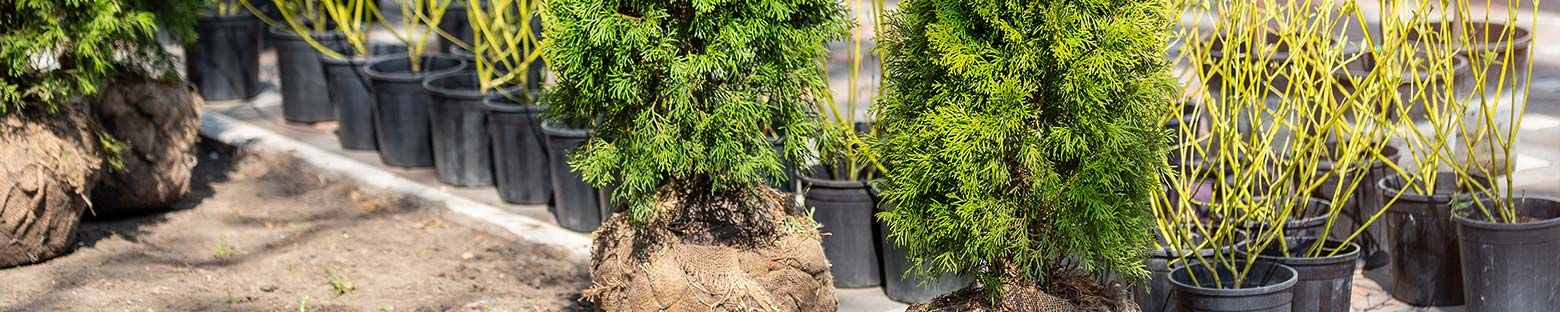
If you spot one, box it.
[0,142,591,311]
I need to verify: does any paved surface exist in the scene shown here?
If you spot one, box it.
[195,45,913,312]
[192,2,1558,311]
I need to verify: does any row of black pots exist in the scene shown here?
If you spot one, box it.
[187,12,608,234]
[1143,233,1360,312]
[1378,174,1560,310]
[798,168,968,303]
[1150,171,1560,312]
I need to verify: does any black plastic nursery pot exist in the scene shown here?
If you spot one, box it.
[1165,159,1230,221]
[1408,21,1532,97]
[443,15,547,93]
[1335,54,1473,122]
[876,205,968,303]
[1377,173,1474,306]
[541,121,604,232]
[1219,196,1333,238]
[1237,238,1360,312]
[1454,196,1560,311]
[363,55,467,168]
[766,136,798,193]
[799,166,882,288]
[1312,144,1400,269]
[188,14,263,101]
[483,95,552,205]
[1169,261,1299,312]
[437,2,475,53]
[269,27,345,123]
[1138,229,1247,312]
[1164,103,1203,163]
[319,44,408,150]
[424,71,520,187]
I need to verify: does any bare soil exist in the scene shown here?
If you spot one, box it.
[0,143,590,311]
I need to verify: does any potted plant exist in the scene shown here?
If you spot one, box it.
[283,0,405,151]
[468,0,550,204]
[1368,15,1521,308]
[420,0,539,188]
[189,0,264,101]
[251,0,345,123]
[1445,13,1551,310]
[359,0,468,168]
[1453,195,1560,310]
[542,0,849,309]
[796,0,887,289]
[873,0,1172,310]
[1153,1,1434,310]
[298,0,406,151]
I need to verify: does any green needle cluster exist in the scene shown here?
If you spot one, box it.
[874,0,1176,294]
[541,0,851,225]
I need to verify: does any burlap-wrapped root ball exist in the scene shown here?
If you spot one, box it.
[1,108,105,267]
[585,188,837,312]
[88,80,202,217]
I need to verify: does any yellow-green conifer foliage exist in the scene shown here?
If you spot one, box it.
[541,0,850,224]
[1,0,200,113]
[875,0,1176,293]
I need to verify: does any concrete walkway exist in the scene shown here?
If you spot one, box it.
[193,3,1560,311]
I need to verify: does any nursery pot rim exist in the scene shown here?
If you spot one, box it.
[319,44,409,65]
[1153,228,1248,258]
[1335,53,1471,85]
[1314,143,1401,171]
[266,26,346,40]
[1205,33,1365,63]
[1411,21,1534,52]
[1377,172,1479,203]
[362,54,467,82]
[481,93,543,113]
[540,121,591,138]
[422,70,524,100]
[798,166,872,189]
[1215,196,1333,230]
[447,44,477,59]
[197,12,258,23]
[1236,237,1361,266]
[1452,196,1560,231]
[1169,261,1299,296]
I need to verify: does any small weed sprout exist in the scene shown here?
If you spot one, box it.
[210,240,236,259]
[328,270,356,296]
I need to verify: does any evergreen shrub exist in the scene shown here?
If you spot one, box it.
[874,0,1176,295]
[1,0,200,113]
[541,0,850,224]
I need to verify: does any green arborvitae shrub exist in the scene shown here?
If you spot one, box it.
[875,0,1176,295]
[541,0,849,224]
[1,0,201,114]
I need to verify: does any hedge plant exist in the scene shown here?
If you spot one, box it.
[875,0,1175,294]
[1,0,200,114]
[541,0,849,224]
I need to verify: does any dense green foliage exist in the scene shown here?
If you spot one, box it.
[541,0,849,224]
[1,0,201,114]
[874,0,1175,293]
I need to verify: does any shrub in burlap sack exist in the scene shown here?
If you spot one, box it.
[88,80,202,217]
[584,188,836,312]
[1,108,105,267]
